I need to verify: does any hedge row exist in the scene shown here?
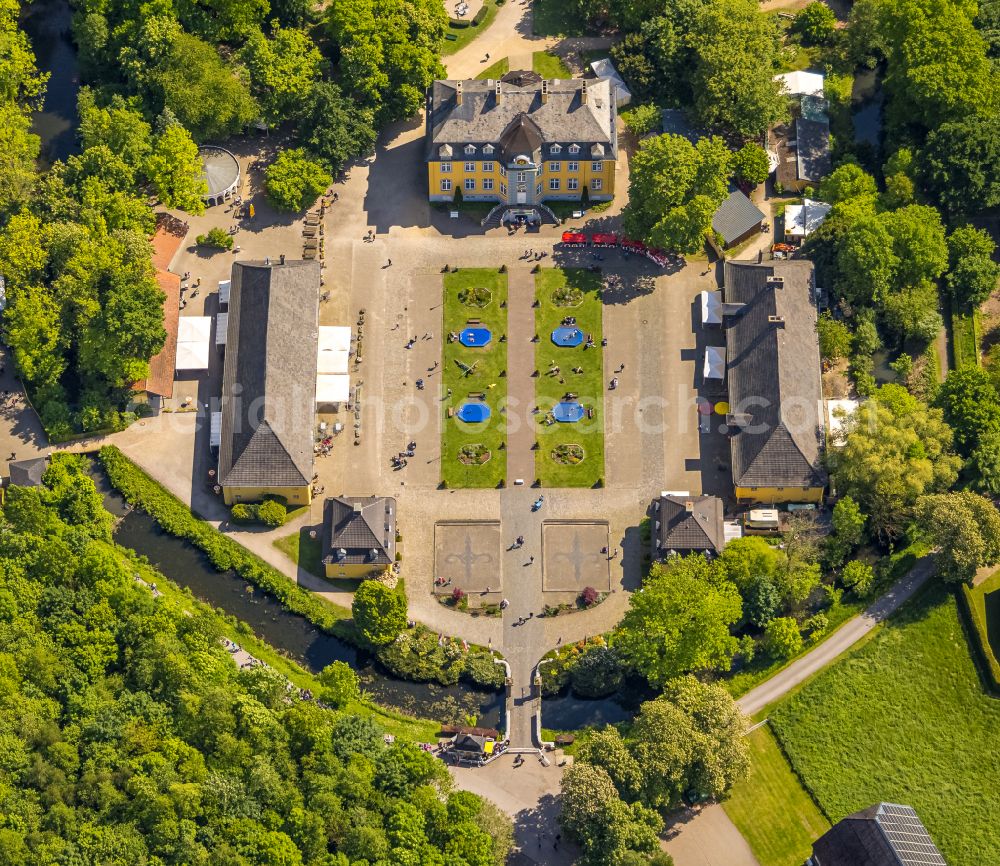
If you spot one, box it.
[98,446,355,637]
[958,583,1000,693]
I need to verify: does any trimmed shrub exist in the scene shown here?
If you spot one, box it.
[195,226,234,249]
[258,499,286,527]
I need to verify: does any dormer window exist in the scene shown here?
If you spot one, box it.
[464,144,476,155]
[483,144,494,154]
[550,144,562,154]
[568,143,580,154]
[439,144,453,159]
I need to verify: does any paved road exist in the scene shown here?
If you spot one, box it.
[737,555,936,716]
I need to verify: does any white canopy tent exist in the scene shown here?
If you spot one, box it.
[703,346,726,380]
[218,279,231,307]
[317,326,351,374]
[785,199,833,239]
[215,312,228,346]
[590,58,633,107]
[176,316,211,370]
[774,70,824,98]
[701,290,723,327]
[316,374,351,406]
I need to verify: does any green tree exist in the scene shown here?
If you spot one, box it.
[841,560,874,595]
[919,115,1000,218]
[946,225,1000,309]
[242,26,322,126]
[829,385,961,539]
[621,103,663,136]
[622,134,731,253]
[816,312,852,361]
[731,142,770,185]
[145,123,207,213]
[614,557,741,687]
[352,580,407,646]
[569,644,625,697]
[78,89,152,177]
[792,1,837,45]
[297,81,377,173]
[934,366,1000,455]
[155,32,258,142]
[265,148,331,212]
[317,660,360,707]
[883,205,948,289]
[880,279,942,343]
[817,162,878,204]
[0,102,39,217]
[916,491,1000,583]
[576,727,645,801]
[764,616,803,658]
[825,496,866,565]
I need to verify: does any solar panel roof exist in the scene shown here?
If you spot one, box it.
[874,803,946,865]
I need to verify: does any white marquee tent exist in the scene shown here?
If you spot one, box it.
[590,58,633,107]
[316,374,351,406]
[176,316,212,371]
[703,346,726,380]
[317,326,351,374]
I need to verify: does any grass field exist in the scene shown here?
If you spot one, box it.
[441,0,503,55]
[476,56,510,79]
[723,726,830,866]
[951,307,981,369]
[532,50,572,78]
[771,587,1000,865]
[533,268,604,486]
[531,0,591,35]
[442,269,508,488]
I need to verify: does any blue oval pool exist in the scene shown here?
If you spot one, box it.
[460,327,492,347]
[553,401,584,422]
[457,402,491,423]
[551,326,584,347]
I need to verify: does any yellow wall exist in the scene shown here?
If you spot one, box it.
[223,485,311,506]
[324,562,389,579]
[735,486,825,505]
[427,156,615,201]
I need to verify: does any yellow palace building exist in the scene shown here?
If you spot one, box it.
[425,72,618,207]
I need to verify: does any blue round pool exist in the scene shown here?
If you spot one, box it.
[553,402,585,422]
[551,326,584,347]
[460,327,492,347]
[457,402,491,423]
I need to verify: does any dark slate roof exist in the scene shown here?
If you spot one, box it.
[323,496,396,566]
[724,260,826,490]
[7,456,47,487]
[656,495,726,553]
[712,190,766,246]
[795,117,831,183]
[426,78,615,160]
[812,803,946,866]
[218,260,319,490]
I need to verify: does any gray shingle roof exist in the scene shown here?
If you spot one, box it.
[795,117,831,183]
[426,78,616,161]
[656,495,726,553]
[7,456,47,487]
[813,803,946,866]
[323,496,396,566]
[724,260,826,491]
[218,260,319,491]
[712,190,766,246]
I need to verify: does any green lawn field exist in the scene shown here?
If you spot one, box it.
[723,726,830,866]
[770,586,1000,865]
[533,268,604,487]
[442,269,508,488]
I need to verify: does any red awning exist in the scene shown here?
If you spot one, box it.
[591,233,617,245]
[561,232,587,244]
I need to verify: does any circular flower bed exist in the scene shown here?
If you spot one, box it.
[458,443,492,465]
[459,286,493,307]
[552,285,583,307]
[551,443,585,465]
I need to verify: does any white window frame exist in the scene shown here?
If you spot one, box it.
[483,178,494,191]
[441,178,452,191]
[549,178,560,191]
[591,178,602,191]
[550,144,562,154]
[464,144,476,155]
[440,162,452,173]
[464,161,475,172]
[548,161,559,172]
[568,178,579,191]
[483,144,494,154]
[568,144,580,154]
[536,183,543,196]
[464,178,476,191]
[591,160,603,172]
[568,161,579,172]
[517,171,527,182]
[499,165,507,177]
[483,161,494,172]
[500,182,507,196]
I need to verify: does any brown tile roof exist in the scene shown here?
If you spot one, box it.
[323,496,397,565]
[151,214,187,271]
[656,494,726,553]
[134,265,180,399]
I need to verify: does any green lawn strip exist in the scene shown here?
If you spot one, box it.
[108,539,440,742]
[272,528,362,592]
[98,446,355,634]
[958,568,1000,689]
[532,50,572,78]
[532,0,592,36]
[723,726,830,866]
[950,306,980,369]
[476,56,510,79]
[441,0,503,55]
[442,269,509,488]
[770,586,1000,865]
[533,268,605,487]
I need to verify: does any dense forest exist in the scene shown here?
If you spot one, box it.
[0,454,512,865]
